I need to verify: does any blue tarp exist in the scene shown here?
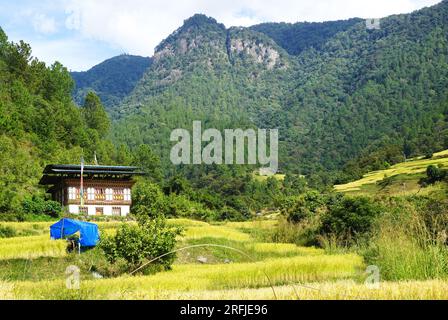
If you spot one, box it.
[50,219,100,247]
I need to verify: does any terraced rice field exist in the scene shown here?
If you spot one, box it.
[0,219,447,300]
[334,149,448,193]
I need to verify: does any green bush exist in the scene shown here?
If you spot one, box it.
[320,196,382,243]
[0,225,16,238]
[131,181,168,219]
[420,165,447,186]
[22,196,61,218]
[100,216,182,273]
[287,191,325,223]
[218,206,249,222]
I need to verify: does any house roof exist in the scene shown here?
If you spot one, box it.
[39,164,145,185]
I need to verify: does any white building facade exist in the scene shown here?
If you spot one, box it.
[40,165,143,217]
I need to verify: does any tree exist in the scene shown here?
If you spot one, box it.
[423,165,446,185]
[100,216,182,272]
[132,181,168,219]
[132,144,163,182]
[320,196,382,242]
[82,92,110,138]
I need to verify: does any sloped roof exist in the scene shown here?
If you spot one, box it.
[39,164,145,185]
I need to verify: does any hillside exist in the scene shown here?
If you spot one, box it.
[71,55,152,109]
[0,28,118,214]
[251,18,363,55]
[107,1,448,178]
[335,149,448,196]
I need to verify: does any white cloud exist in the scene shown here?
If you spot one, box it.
[5,0,440,70]
[63,0,441,58]
[27,37,117,71]
[31,13,58,34]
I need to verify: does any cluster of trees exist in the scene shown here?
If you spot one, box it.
[279,191,382,245]
[128,167,307,223]
[0,28,155,218]
[1,23,296,221]
[251,18,362,55]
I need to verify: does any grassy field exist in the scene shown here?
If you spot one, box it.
[334,149,448,195]
[253,173,286,182]
[0,218,447,300]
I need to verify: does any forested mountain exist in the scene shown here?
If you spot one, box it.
[71,55,152,109]
[1,1,448,219]
[251,18,363,55]
[112,14,294,161]
[108,1,448,183]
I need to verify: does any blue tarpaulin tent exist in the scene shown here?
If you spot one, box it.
[50,219,100,247]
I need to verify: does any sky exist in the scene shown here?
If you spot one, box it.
[0,0,442,71]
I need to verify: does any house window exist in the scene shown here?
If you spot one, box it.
[79,207,88,215]
[106,188,113,201]
[87,188,95,201]
[112,207,122,216]
[114,189,124,201]
[95,188,105,201]
[95,207,104,216]
[68,187,77,200]
[124,188,131,201]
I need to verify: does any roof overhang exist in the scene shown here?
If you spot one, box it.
[39,164,145,186]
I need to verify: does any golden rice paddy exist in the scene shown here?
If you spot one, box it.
[1,218,447,300]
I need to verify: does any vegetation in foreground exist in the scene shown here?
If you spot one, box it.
[0,216,446,300]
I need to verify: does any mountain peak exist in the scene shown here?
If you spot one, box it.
[181,14,225,30]
[154,14,227,58]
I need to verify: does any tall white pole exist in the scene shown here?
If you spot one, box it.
[80,157,84,207]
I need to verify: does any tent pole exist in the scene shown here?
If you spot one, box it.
[61,219,64,240]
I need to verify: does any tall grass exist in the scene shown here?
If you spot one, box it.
[362,202,448,281]
[0,235,66,260]
[6,278,448,300]
[0,222,51,237]
[184,226,251,241]
[7,253,363,299]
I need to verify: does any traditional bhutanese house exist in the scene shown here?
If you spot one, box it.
[39,165,144,217]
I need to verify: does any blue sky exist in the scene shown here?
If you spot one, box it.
[0,0,442,71]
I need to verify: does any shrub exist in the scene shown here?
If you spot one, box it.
[22,196,61,218]
[43,201,62,218]
[0,225,16,238]
[421,165,447,185]
[361,209,448,281]
[269,218,321,247]
[320,196,382,243]
[131,181,168,219]
[284,191,327,224]
[218,206,249,222]
[226,196,251,220]
[100,216,183,273]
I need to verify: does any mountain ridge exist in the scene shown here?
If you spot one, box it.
[71,54,152,109]
[75,2,448,181]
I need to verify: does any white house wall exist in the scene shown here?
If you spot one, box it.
[67,205,130,217]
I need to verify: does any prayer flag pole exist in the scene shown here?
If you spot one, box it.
[80,156,84,207]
